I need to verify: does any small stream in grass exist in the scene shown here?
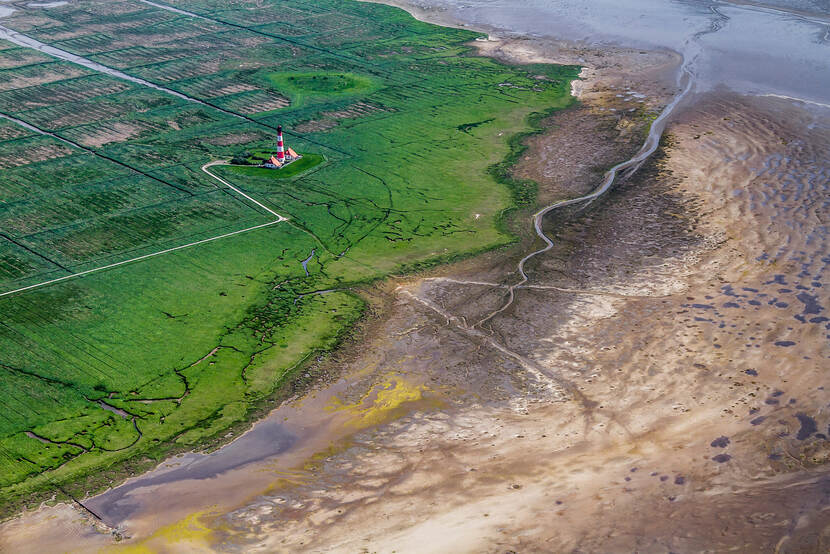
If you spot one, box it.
[301,249,316,276]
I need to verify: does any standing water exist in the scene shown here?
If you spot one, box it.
[407,0,830,105]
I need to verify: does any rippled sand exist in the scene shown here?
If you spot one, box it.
[193,91,829,553]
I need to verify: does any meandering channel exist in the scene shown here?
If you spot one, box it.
[475,8,728,328]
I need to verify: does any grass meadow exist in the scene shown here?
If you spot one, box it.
[0,0,577,513]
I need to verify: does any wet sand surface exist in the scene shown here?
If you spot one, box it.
[382,0,830,104]
[1,0,830,552]
[194,90,827,552]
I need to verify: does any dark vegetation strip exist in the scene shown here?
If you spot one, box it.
[0,109,193,196]
[490,106,567,233]
[0,231,71,273]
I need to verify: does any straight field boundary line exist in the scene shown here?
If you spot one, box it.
[0,21,351,157]
[201,161,285,219]
[0,162,288,299]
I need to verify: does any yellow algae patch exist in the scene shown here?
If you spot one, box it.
[326,375,436,429]
[99,510,218,554]
[255,468,312,494]
[302,440,354,473]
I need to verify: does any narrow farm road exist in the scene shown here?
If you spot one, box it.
[0,164,287,299]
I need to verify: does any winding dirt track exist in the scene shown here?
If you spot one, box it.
[474,2,744,332]
[477,47,696,329]
[0,164,286,300]
[392,59,703,410]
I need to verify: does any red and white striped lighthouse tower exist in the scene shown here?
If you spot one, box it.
[276,125,286,163]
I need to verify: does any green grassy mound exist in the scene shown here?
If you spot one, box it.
[228,153,326,179]
[265,71,379,107]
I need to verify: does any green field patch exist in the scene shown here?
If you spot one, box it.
[88,45,193,70]
[0,135,75,170]
[264,71,378,108]
[1,175,186,238]
[210,89,290,114]
[249,21,307,36]
[53,33,121,56]
[0,433,83,488]
[213,4,321,26]
[19,88,182,132]
[28,409,113,451]
[22,190,272,268]
[0,246,58,286]
[0,47,53,70]
[0,153,134,198]
[0,72,131,112]
[0,61,93,96]
[0,118,37,142]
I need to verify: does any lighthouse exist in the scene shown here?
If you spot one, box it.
[259,125,302,169]
[276,125,286,163]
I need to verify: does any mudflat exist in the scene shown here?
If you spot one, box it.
[1,0,828,551]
